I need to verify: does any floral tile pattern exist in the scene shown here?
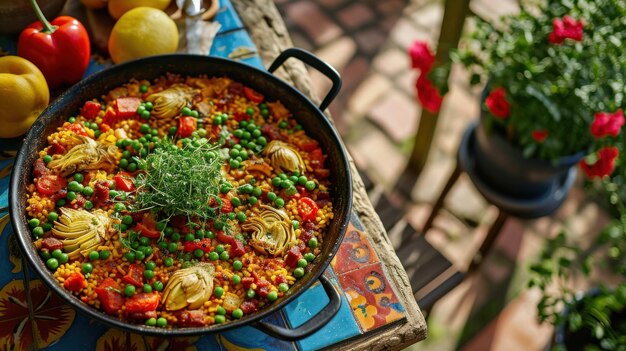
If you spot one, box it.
[331,220,380,275]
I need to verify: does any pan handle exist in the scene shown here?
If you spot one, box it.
[253,274,342,341]
[268,48,342,112]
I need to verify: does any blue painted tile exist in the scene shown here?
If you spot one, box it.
[283,271,361,351]
[212,29,258,59]
[215,0,244,33]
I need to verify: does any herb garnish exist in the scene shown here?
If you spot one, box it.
[134,138,227,225]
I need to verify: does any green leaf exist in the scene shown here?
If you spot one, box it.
[525,85,562,122]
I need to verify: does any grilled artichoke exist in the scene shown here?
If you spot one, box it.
[263,140,305,174]
[161,263,215,311]
[146,85,198,121]
[47,135,118,176]
[51,208,114,259]
[242,205,297,256]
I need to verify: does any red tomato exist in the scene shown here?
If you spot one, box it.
[113,172,135,192]
[102,107,117,125]
[122,264,144,287]
[64,272,86,292]
[220,194,233,213]
[229,239,245,258]
[124,293,160,313]
[64,123,88,136]
[183,238,212,253]
[297,197,319,222]
[134,216,161,239]
[308,148,325,169]
[114,97,141,118]
[36,174,67,195]
[243,87,264,103]
[95,278,125,315]
[177,116,197,137]
[216,231,235,245]
[297,138,319,152]
[285,246,302,268]
[81,101,101,119]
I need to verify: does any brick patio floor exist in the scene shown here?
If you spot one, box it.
[275,0,612,350]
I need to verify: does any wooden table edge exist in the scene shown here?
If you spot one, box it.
[232,1,428,349]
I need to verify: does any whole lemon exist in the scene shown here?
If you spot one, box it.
[108,0,172,20]
[108,7,179,64]
[0,56,49,138]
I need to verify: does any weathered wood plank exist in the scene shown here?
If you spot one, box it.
[232,1,427,349]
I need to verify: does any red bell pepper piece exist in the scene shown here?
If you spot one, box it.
[114,97,141,118]
[243,87,264,103]
[124,293,160,314]
[134,216,161,239]
[285,246,302,268]
[81,101,101,119]
[95,278,124,315]
[64,123,88,136]
[113,172,135,192]
[122,264,145,287]
[102,107,117,126]
[297,197,319,222]
[229,239,246,258]
[308,148,325,169]
[177,116,197,137]
[36,174,67,195]
[183,238,212,253]
[17,1,90,89]
[63,272,86,292]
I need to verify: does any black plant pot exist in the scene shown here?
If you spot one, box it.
[474,119,584,200]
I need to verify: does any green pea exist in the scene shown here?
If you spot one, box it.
[135,250,145,261]
[140,124,150,134]
[164,257,174,267]
[141,110,151,119]
[237,212,246,222]
[146,317,157,326]
[66,191,77,201]
[274,197,285,208]
[121,215,133,225]
[292,220,300,229]
[43,155,53,164]
[56,199,66,207]
[232,308,243,319]
[28,218,41,228]
[40,250,51,260]
[156,317,167,327]
[233,260,243,270]
[185,233,195,242]
[52,249,63,259]
[285,186,298,196]
[114,203,126,212]
[267,291,278,302]
[214,314,226,324]
[232,274,241,284]
[171,232,181,241]
[206,230,215,239]
[193,249,203,258]
[214,286,224,298]
[124,285,135,297]
[46,258,59,270]
[248,196,258,205]
[144,102,154,111]
[42,222,53,232]
[305,181,316,191]
[84,201,93,210]
[278,283,289,292]
[145,261,156,270]
[139,236,150,246]
[127,162,137,172]
[58,253,69,264]
[219,251,229,261]
[89,251,100,261]
[82,262,93,274]
[32,225,44,237]
[153,281,164,291]
[278,121,288,129]
[229,159,240,169]
[140,84,148,93]
[267,192,277,201]
[215,245,225,254]
[246,289,256,299]
[293,267,305,278]
[304,253,315,262]
[297,258,308,268]
[144,270,155,279]
[209,251,219,261]
[125,252,136,262]
[260,109,269,118]
[168,126,177,135]
[216,306,226,315]
[100,250,111,260]
[230,197,241,207]
[164,227,175,236]
[309,238,318,249]
[82,186,94,196]
[256,136,267,146]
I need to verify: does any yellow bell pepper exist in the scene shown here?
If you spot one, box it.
[0,56,49,138]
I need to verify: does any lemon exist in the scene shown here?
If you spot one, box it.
[108,0,172,19]
[108,7,179,64]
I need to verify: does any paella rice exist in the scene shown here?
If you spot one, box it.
[25,74,333,328]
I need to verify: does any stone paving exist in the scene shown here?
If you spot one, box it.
[274,0,612,350]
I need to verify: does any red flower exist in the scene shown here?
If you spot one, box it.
[416,74,443,113]
[590,109,624,138]
[548,16,584,44]
[408,41,435,73]
[485,87,510,119]
[532,129,549,143]
[580,147,619,178]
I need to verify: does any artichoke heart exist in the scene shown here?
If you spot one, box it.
[242,205,297,256]
[51,208,114,259]
[146,85,198,121]
[263,140,305,174]
[161,263,215,311]
[48,135,118,176]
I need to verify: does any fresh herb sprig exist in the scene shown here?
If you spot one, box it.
[133,138,227,225]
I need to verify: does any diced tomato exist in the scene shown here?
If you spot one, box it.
[36,174,67,195]
[81,101,101,119]
[241,277,255,289]
[99,123,111,133]
[308,148,325,169]
[47,142,66,155]
[220,194,233,213]
[285,246,302,268]
[255,279,270,298]
[114,97,141,118]
[32,158,48,178]
[183,238,212,253]
[102,107,117,126]
[261,124,283,141]
[95,278,125,315]
[65,123,88,136]
[228,82,244,95]
[92,180,109,205]
[297,138,319,152]
[229,239,246,258]
[177,116,197,137]
[243,87,264,103]
[134,216,161,239]
[216,231,235,245]
[41,237,63,251]
[122,264,144,287]
[64,272,86,292]
[113,172,135,192]
[177,310,206,327]
[124,293,160,314]
[297,197,319,222]
[240,299,259,314]
[299,229,314,247]
[234,111,249,122]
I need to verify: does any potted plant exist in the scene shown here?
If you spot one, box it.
[409,0,626,198]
